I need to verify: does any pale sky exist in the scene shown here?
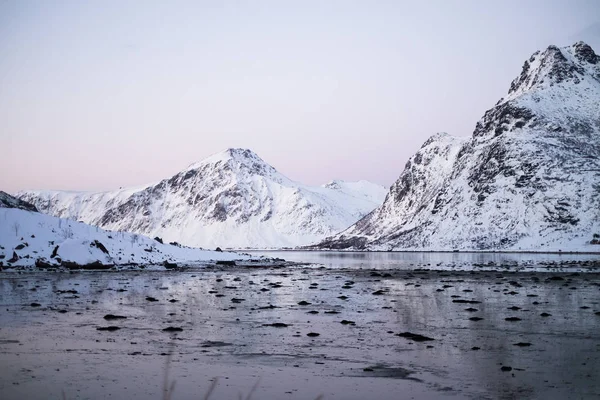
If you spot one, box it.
[1,0,599,193]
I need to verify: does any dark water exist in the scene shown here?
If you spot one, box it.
[251,250,600,272]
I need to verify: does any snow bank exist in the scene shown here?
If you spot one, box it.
[0,207,250,269]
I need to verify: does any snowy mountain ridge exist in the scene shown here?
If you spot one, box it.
[317,42,600,252]
[17,148,387,249]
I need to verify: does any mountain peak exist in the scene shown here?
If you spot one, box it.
[206,147,262,164]
[507,42,600,98]
[223,148,260,159]
[185,148,270,172]
[472,42,600,140]
[571,41,599,65]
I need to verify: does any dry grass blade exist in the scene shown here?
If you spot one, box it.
[163,342,176,400]
[244,378,261,400]
[203,377,219,400]
[168,380,176,399]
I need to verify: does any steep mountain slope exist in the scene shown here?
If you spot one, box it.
[18,149,386,249]
[0,193,248,269]
[0,191,38,212]
[318,42,600,252]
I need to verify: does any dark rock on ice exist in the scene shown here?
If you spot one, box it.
[396,332,435,342]
[103,314,127,320]
[90,240,109,254]
[453,299,481,304]
[8,252,19,263]
[97,326,121,332]
[163,327,183,332]
[505,317,522,321]
[263,323,290,328]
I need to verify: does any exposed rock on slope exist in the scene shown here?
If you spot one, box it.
[18,149,386,249]
[0,191,38,212]
[318,42,600,252]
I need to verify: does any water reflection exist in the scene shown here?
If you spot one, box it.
[1,266,599,399]
[252,251,600,272]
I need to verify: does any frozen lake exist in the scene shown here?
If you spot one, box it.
[1,253,600,399]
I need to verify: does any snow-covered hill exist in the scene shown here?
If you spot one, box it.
[0,193,248,269]
[318,42,600,252]
[17,149,386,249]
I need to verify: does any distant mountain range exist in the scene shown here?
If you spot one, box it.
[14,42,600,253]
[18,149,386,249]
[317,42,600,252]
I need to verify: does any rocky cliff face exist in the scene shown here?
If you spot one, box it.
[18,149,386,249]
[0,191,38,212]
[318,42,600,251]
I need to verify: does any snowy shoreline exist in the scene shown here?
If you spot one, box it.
[0,205,259,271]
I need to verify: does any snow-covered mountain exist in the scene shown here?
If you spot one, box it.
[318,42,600,252]
[17,149,386,249]
[0,192,248,269]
